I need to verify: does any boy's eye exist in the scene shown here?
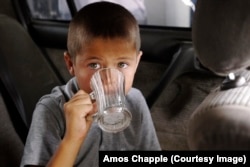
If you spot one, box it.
[118,62,128,69]
[89,63,101,69]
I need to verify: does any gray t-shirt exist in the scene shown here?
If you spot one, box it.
[21,77,161,167]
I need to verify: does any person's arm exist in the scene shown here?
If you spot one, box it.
[47,90,96,167]
[46,137,83,167]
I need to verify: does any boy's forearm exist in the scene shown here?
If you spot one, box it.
[46,138,83,167]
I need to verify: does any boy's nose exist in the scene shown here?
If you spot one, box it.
[103,65,116,69]
[102,60,119,69]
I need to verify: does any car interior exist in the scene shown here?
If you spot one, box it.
[1,0,250,166]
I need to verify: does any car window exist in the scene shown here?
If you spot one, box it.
[26,0,71,20]
[26,0,196,28]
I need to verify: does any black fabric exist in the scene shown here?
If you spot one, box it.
[0,13,63,167]
[0,93,24,167]
[0,52,28,143]
[0,14,62,125]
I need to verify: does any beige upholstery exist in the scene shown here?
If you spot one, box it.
[189,0,250,150]
[188,70,250,150]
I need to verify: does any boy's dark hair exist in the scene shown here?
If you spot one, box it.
[67,2,141,59]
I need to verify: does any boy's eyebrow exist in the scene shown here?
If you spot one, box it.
[80,54,136,61]
[117,58,134,61]
[116,55,135,60]
[81,56,101,61]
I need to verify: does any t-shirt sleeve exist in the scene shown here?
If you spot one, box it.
[20,96,65,167]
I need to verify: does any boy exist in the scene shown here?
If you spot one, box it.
[21,2,161,167]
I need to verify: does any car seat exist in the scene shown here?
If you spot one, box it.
[0,49,28,143]
[0,14,65,166]
[0,14,62,128]
[188,0,250,150]
[0,92,24,166]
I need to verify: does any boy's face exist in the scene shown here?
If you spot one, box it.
[64,37,142,94]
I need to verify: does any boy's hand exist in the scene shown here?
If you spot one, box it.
[63,90,97,142]
[47,90,97,167]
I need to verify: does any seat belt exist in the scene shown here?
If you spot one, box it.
[0,52,28,143]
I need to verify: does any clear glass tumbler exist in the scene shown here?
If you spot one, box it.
[90,68,132,133]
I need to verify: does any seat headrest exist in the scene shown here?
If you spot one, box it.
[192,0,250,76]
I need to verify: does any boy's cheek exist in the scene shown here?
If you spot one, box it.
[125,78,134,94]
[76,77,92,93]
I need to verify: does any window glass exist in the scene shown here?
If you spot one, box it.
[73,0,148,25]
[26,0,196,28]
[27,0,71,20]
[144,0,196,27]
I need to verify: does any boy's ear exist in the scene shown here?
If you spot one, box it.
[64,51,75,76]
[135,51,143,68]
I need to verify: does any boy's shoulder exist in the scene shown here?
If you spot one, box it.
[126,87,148,109]
[127,87,144,99]
[37,77,78,107]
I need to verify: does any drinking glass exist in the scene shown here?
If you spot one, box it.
[90,68,132,133]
